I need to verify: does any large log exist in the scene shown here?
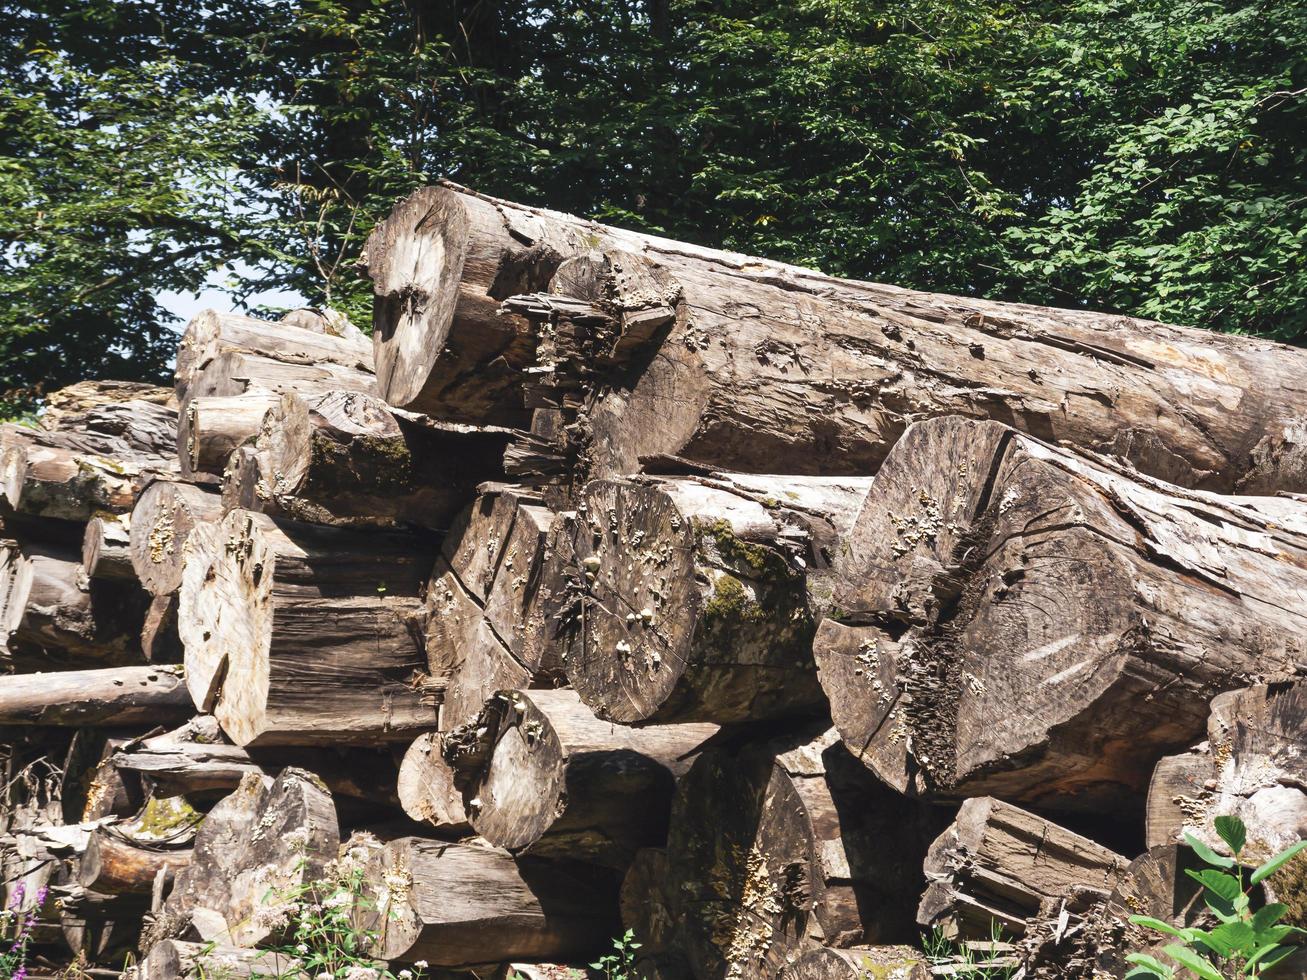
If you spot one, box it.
[396,732,469,834]
[174,309,373,402]
[1147,681,1307,865]
[355,834,619,966]
[813,415,1307,814]
[2,539,147,665]
[81,514,134,582]
[178,393,280,478]
[553,473,870,725]
[39,380,178,458]
[917,797,1127,940]
[662,726,941,980]
[129,481,224,598]
[159,768,339,948]
[0,666,190,726]
[1,439,156,520]
[178,510,438,745]
[78,828,192,895]
[184,348,376,404]
[236,390,509,529]
[364,183,1307,494]
[443,689,715,867]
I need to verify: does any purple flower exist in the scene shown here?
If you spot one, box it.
[12,965,27,980]
[7,884,23,912]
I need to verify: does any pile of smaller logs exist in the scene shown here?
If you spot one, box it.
[4,187,1307,980]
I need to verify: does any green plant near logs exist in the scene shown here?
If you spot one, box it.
[1127,815,1307,978]
[588,928,641,980]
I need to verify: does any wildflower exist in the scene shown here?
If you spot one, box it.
[398,970,412,978]
[316,972,333,980]
[414,962,428,970]
[323,891,351,909]
[296,944,310,955]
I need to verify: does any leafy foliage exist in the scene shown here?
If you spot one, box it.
[3,0,1305,411]
[1127,815,1307,978]
[589,928,641,980]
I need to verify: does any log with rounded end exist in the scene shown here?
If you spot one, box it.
[365,836,619,966]
[815,415,1307,813]
[0,666,189,726]
[243,390,508,529]
[917,797,1127,940]
[2,441,145,520]
[778,948,929,980]
[81,515,134,582]
[397,732,469,834]
[129,481,223,597]
[444,689,715,867]
[178,393,279,478]
[178,509,438,745]
[663,726,941,980]
[78,828,191,894]
[141,939,301,980]
[555,476,858,725]
[174,309,373,402]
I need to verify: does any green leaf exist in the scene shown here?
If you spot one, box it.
[1185,832,1236,868]
[1162,944,1225,980]
[1243,943,1298,973]
[1190,927,1234,959]
[1128,916,1191,940]
[1252,903,1288,934]
[1215,815,1247,856]
[1210,920,1255,952]
[1251,840,1307,884]
[1125,953,1174,979]
[1186,867,1242,902]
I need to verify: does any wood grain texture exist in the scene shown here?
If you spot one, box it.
[129,480,223,598]
[0,666,189,726]
[396,732,469,834]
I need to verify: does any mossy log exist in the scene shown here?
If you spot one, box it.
[443,688,715,867]
[129,481,224,598]
[814,415,1307,814]
[553,473,870,725]
[662,726,942,980]
[235,389,508,529]
[365,183,1307,494]
[356,835,619,967]
[0,666,190,726]
[174,309,373,403]
[178,510,438,745]
[917,797,1127,940]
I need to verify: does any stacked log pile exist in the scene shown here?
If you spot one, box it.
[4,188,1307,980]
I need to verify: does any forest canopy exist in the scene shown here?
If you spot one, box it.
[1,0,1304,410]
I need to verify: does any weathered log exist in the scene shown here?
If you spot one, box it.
[129,481,224,598]
[184,348,376,405]
[423,487,561,728]
[663,726,941,980]
[141,939,301,980]
[0,666,190,726]
[111,718,400,805]
[279,306,365,341]
[2,539,148,665]
[39,380,178,458]
[141,593,184,663]
[813,415,1307,814]
[1095,845,1208,977]
[1148,681,1307,865]
[917,798,1127,940]
[553,473,870,725]
[178,393,280,478]
[159,768,339,948]
[238,390,508,529]
[178,510,438,745]
[444,688,715,867]
[1,439,156,520]
[82,515,134,581]
[174,309,373,402]
[620,848,675,957]
[778,948,929,980]
[78,828,192,895]
[396,733,469,834]
[365,183,1307,494]
[356,834,619,966]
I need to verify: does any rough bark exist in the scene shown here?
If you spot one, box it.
[38,380,174,446]
[663,726,942,980]
[357,834,619,966]
[178,510,438,745]
[396,732,469,834]
[141,939,301,980]
[279,306,365,342]
[553,473,870,725]
[2,539,148,665]
[813,416,1307,814]
[0,665,189,726]
[159,768,339,948]
[364,183,1307,495]
[443,688,715,867]
[174,309,373,403]
[178,393,280,478]
[1,439,159,521]
[1148,681,1307,865]
[238,390,508,529]
[777,948,929,980]
[184,349,376,405]
[81,515,134,582]
[78,828,192,895]
[917,798,1127,940]
[129,481,224,598]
